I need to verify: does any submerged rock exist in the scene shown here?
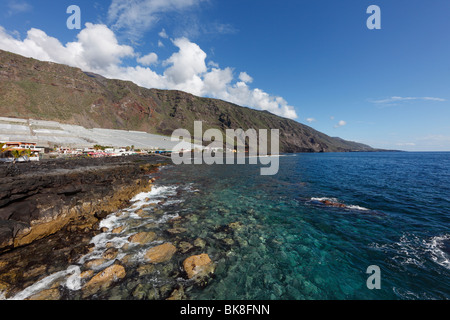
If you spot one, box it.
[179,241,194,254]
[132,283,151,300]
[183,254,215,281]
[102,247,119,260]
[228,221,244,231]
[128,231,157,245]
[111,226,124,234]
[26,287,61,300]
[80,270,94,280]
[137,264,155,276]
[83,258,108,270]
[166,285,186,300]
[144,243,176,264]
[194,238,206,249]
[213,232,227,240]
[166,227,187,235]
[82,263,126,297]
[222,238,235,246]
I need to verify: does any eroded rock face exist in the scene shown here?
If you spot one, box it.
[0,156,165,253]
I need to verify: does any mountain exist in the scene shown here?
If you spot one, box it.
[0,49,377,153]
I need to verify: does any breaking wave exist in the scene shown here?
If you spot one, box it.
[425,234,450,270]
[370,233,450,271]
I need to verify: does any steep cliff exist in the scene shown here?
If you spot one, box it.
[0,49,375,153]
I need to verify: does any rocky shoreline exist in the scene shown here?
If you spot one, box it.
[0,155,169,298]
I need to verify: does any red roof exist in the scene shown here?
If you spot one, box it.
[4,142,37,145]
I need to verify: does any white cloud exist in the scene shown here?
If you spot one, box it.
[306,118,316,123]
[0,23,135,72]
[108,0,205,38]
[238,72,253,84]
[162,37,207,95]
[159,28,169,39]
[422,97,446,101]
[137,52,158,66]
[74,23,135,70]
[7,1,32,16]
[0,24,298,119]
[207,61,219,68]
[203,67,234,97]
[371,96,446,105]
[227,84,298,119]
[334,120,347,128]
[396,142,416,146]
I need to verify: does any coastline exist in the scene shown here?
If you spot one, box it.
[1,152,449,300]
[0,155,169,298]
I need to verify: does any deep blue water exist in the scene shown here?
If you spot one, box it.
[154,152,450,300]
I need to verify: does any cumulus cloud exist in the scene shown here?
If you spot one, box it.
[74,23,135,70]
[221,82,297,119]
[0,23,135,73]
[0,24,298,119]
[137,52,158,66]
[164,38,206,84]
[306,118,316,123]
[203,67,234,97]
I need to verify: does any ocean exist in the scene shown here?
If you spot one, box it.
[9,152,450,300]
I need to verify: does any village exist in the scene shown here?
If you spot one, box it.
[0,117,250,164]
[0,117,215,163]
[0,141,174,163]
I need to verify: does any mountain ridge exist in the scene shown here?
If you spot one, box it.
[0,49,378,153]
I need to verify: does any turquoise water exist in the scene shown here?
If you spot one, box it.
[154,152,450,300]
[10,152,449,300]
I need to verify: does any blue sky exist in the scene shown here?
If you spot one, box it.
[0,0,449,151]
